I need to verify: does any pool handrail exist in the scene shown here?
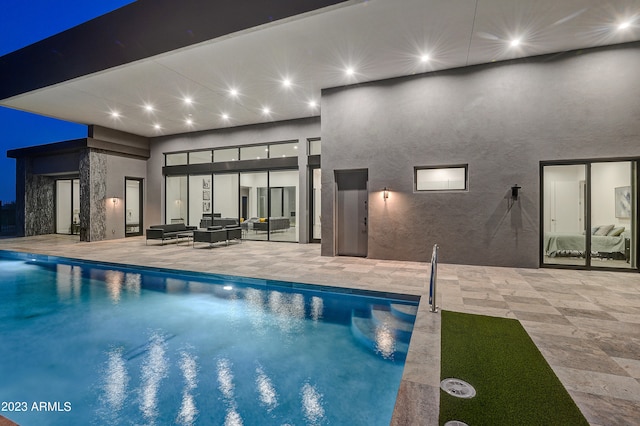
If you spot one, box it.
[429,244,439,313]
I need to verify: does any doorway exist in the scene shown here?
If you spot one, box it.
[125,178,143,237]
[335,169,368,257]
[542,160,637,270]
[56,178,80,235]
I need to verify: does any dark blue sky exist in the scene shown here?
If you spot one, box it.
[0,0,135,203]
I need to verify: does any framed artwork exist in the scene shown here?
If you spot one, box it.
[203,190,211,200]
[202,178,211,189]
[615,186,631,218]
[203,201,211,212]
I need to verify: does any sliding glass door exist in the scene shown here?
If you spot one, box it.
[56,179,80,235]
[542,161,636,270]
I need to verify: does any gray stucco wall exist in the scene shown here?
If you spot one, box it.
[321,42,640,267]
[148,118,321,240]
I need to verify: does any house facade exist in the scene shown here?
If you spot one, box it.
[3,1,639,271]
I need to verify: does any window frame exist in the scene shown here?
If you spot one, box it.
[414,164,468,192]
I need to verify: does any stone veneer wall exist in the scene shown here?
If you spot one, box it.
[22,159,55,236]
[79,149,107,241]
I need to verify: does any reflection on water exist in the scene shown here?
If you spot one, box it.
[375,326,396,360]
[176,350,198,426]
[301,382,325,425]
[310,296,323,323]
[139,332,169,423]
[255,365,278,412]
[217,358,244,426]
[98,347,129,424]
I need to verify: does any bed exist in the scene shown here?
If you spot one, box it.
[544,225,628,260]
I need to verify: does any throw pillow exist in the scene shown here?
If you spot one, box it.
[607,226,625,237]
[594,224,614,236]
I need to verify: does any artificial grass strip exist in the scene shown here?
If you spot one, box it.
[439,311,589,426]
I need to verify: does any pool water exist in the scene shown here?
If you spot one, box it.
[0,252,418,425]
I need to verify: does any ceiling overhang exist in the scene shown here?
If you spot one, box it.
[1,0,638,138]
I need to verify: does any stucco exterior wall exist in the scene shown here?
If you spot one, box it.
[321,43,640,267]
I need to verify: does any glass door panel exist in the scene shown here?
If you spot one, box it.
[125,178,142,236]
[56,180,72,234]
[240,172,268,241]
[590,162,635,269]
[166,176,187,224]
[72,180,80,235]
[542,165,587,266]
[312,168,321,241]
[269,170,298,242]
[189,175,211,228]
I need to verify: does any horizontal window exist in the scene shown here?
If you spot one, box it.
[214,148,238,162]
[189,150,212,164]
[415,165,467,191]
[166,152,188,166]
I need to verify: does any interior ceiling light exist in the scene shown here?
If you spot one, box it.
[262,107,271,115]
[282,78,292,88]
[183,96,193,105]
[420,54,430,63]
[144,104,154,112]
[345,67,355,76]
[510,38,521,47]
[618,21,631,30]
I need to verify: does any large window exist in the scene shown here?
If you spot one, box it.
[415,165,467,191]
[240,172,268,241]
[188,175,212,227]
[542,161,637,270]
[166,176,187,223]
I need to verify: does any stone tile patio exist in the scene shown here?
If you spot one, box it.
[1,234,639,425]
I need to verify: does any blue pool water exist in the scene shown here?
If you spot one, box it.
[0,251,419,426]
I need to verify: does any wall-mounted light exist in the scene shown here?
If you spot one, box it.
[111,196,119,206]
[383,187,390,201]
[511,184,521,201]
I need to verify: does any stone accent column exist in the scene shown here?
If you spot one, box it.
[79,149,107,241]
[17,157,56,237]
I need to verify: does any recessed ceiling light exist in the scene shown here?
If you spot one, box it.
[144,104,154,112]
[183,97,193,105]
[110,111,120,118]
[221,113,230,120]
[185,118,193,126]
[282,78,292,88]
[420,54,430,63]
[153,123,161,130]
[229,88,239,97]
[510,38,521,47]
[618,21,631,30]
[345,67,355,76]
[308,100,318,108]
[262,107,271,115]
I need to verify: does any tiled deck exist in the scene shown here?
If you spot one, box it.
[1,235,639,425]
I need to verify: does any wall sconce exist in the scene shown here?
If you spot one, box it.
[511,184,521,201]
[110,196,119,206]
[383,187,390,201]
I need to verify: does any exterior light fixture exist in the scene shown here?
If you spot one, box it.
[511,184,521,200]
[510,38,521,47]
[618,21,631,30]
[345,67,355,76]
[420,54,430,63]
[383,187,390,201]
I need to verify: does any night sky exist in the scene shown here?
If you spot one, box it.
[0,0,135,203]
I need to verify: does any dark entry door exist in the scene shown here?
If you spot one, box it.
[335,169,368,257]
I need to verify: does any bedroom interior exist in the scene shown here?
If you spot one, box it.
[542,161,636,269]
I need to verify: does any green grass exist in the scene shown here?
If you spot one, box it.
[439,310,589,426]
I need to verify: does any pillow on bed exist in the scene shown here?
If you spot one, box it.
[594,224,614,236]
[607,226,625,237]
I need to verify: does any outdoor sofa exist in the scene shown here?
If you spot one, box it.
[145,223,196,245]
[193,225,242,248]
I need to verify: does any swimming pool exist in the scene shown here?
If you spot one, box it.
[0,251,419,425]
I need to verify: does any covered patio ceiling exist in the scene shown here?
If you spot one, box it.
[1,0,638,138]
